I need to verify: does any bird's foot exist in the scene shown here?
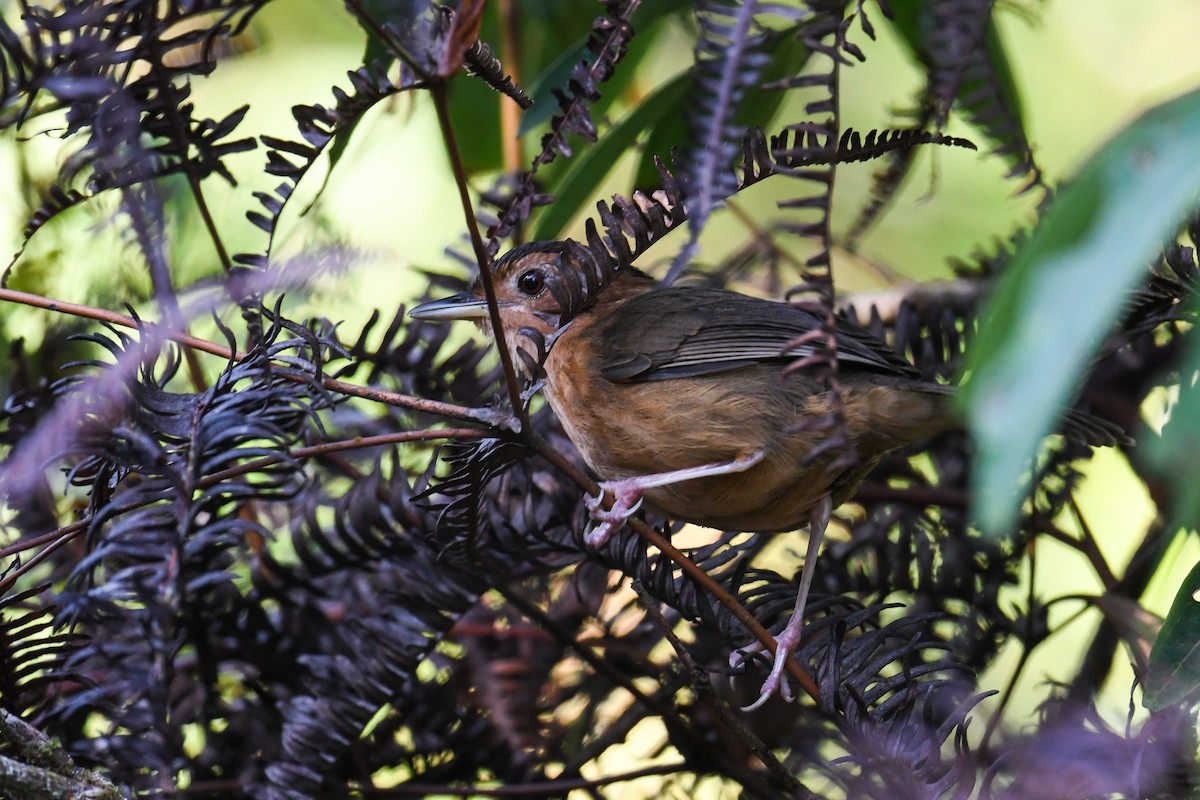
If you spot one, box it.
[729,496,829,711]
[583,451,766,548]
[584,481,645,547]
[730,613,806,711]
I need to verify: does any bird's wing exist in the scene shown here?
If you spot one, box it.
[596,287,920,382]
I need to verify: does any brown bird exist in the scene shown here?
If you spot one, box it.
[410,241,1125,708]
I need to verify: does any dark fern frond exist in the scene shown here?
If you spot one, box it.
[9,186,89,277]
[1114,211,1200,347]
[832,126,976,163]
[592,527,768,646]
[665,0,774,285]
[829,680,984,799]
[0,0,266,285]
[236,61,414,275]
[463,38,532,109]
[301,455,431,576]
[922,0,1044,193]
[947,226,1030,277]
[260,419,582,798]
[356,636,545,786]
[560,127,972,302]
[486,0,641,254]
[45,312,335,790]
[842,0,1004,242]
[0,585,81,722]
[721,577,984,795]
[245,295,583,797]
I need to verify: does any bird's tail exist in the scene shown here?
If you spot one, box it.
[1058,407,1130,447]
[914,382,1129,448]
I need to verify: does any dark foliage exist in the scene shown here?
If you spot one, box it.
[0,1,1196,799]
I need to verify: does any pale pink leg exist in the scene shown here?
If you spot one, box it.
[733,493,832,711]
[584,450,766,548]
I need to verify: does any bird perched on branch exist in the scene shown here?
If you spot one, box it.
[411,240,1126,709]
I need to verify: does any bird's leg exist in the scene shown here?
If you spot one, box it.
[584,450,766,548]
[732,493,832,711]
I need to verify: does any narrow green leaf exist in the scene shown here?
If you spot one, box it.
[960,86,1200,534]
[1145,561,1200,710]
[519,41,589,136]
[531,73,689,241]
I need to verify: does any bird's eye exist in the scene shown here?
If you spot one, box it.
[517,269,545,295]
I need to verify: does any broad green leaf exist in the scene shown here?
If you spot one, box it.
[960,86,1200,535]
[532,73,689,241]
[1145,561,1200,710]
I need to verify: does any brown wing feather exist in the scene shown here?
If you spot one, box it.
[596,287,920,382]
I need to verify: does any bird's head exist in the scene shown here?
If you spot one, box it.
[410,241,654,372]
[410,242,575,335]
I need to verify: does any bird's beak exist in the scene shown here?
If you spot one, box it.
[409,293,491,321]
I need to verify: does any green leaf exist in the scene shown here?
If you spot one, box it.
[531,72,690,241]
[519,41,588,136]
[959,86,1200,535]
[1145,561,1200,710]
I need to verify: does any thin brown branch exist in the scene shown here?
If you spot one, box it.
[0,521,87,559]
[1067,495,1117,590]
[430,82,529,432]
[201,428,485,486]
[0,286,492,424]
[0,521,87,595]
[0,287,242,359]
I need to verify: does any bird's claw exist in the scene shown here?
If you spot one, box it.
[729,620,806,710]
[584,482,644,548]
[519,379,545,405]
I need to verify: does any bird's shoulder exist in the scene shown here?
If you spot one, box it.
[594,285,919,382]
